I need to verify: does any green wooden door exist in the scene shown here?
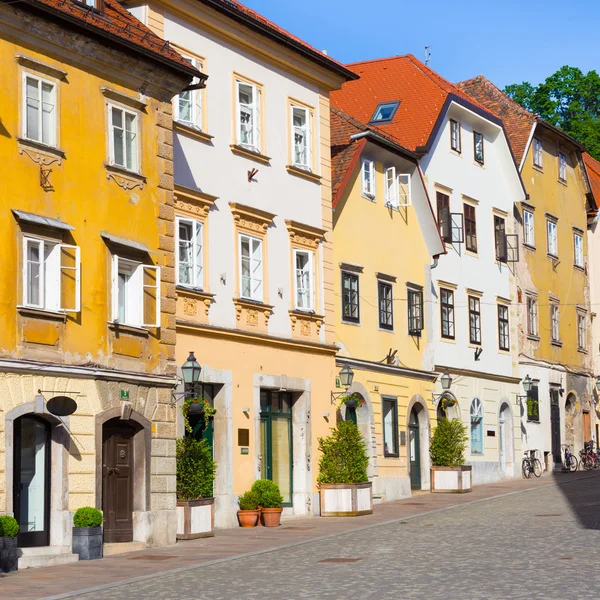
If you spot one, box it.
[409,409,421,489]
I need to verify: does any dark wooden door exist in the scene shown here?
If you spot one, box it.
[409,410,421,490]
[550,389,561,464]
[583,411,591,443]
[102,424,134,543]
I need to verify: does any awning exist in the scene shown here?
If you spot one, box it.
[101,232,153,254]
[12,210,74,231]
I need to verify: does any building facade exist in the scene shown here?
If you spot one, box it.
[125,0,356,526]
[0,0,198,564]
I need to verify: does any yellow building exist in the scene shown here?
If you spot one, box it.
[0,0,200,563]
[460,77,596,468]
[330,108,445,498]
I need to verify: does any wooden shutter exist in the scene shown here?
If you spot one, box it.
[59,244,81,312]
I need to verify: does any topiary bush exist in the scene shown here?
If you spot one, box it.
[0,515,20,538]
[73,507,103,528]
[251,479,283,508]
[430,417,469,467]
[238,490,260,511]
[317,420,369,485]
[176,437,217,501]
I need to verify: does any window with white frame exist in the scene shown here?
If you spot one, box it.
[239,233,263,301]
[291,105,310,170]
[361,158,375,199]
[559,152,567,181]
[22,237,80,312]
[175,57,203,129]
[236,80,261,151]
[574,232,584,267]
[111,256,160,327]
[397,173,411,206]
[578,313,586,350]
[384,167,398,208]
[176,217,203,288]
[527,296,538,337]
[523,209,535,246]
[533,138,543,168]
[23,74,56,146]
[294,249,314,311]
[450,119,461,152]
[497,304,509,351]
[108,105,138,172]
[550,303,560,343]
[470,398,484,455]
[547,219,558,256]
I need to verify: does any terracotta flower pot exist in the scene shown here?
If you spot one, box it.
[261,507,283,527]
[237,510,259,528]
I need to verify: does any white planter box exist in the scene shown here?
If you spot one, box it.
[319,482,373,516]
[176,498,215,539]
[430,466,472,493]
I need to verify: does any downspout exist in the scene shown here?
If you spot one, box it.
[431,255,439,270]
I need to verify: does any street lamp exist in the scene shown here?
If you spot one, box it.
[181,351,202,386]
[339,364,354,390]
[523,374,533,394]
[440,369,452,391]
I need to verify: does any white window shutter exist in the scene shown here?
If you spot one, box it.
[397,173,411,206]
[235,81,241,145]
[361,160,367,193]
[307,109,312,170]
[111,254,120,322]
[58,244,81,312]
[142,265,161,327]
[254,87,261,151]
[385,167,397,206]
[194,60,202,129]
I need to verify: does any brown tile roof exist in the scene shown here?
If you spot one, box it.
[456,76,535,167]
[330,54,497,153]
[20,0,201,77]
[584,153,600,208]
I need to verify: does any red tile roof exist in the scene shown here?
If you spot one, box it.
[20,0,201,77]
[330,54,496,152]
[584,153,600,207]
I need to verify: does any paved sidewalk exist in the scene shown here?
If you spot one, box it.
[0,471,595,600]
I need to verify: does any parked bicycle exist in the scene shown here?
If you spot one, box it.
[580,441,599,471]
[522,449,543,478]
[561,444,578,472]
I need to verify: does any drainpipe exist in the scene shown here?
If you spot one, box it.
[431,256,439,270]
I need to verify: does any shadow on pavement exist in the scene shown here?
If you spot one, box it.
[552,471,600,530]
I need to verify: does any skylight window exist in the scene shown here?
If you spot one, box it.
[369,101,400,124]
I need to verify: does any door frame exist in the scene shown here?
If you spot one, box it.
[408,408,421,490]
[550,387,561,464]
[406,396,431,490]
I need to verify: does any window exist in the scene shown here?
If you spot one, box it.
[547,220,558,256]
[294,249,314,311]
[370,101,400,123]
[527,296,538,337]
[407,288,424,336]
[440,288,455,340]
[176,217,203,288]
[527,383,540,422]
[468,296,481,345]
[437,192,451,242]
[109,105,138,172]
[550,304,560,343]
[175,57,203,129]
[464,204,477,253]
[533,138,543,168]
[494,216,507,262]
[523,209,535,246]
[384,167,398,208]
[236,80,261,151]
[22,237,80,312]
[470,398,484,455]
[473,132,484,164]
[498,304,509,351]
[378,281,393,330]
[450,119,461,152]
[342,272,359,323]
[111,256,160,327]
[23,74,56,146]
[361,158,375,199]
[559,152,567,182]
[397,173,411,207]
[291,106,310,170]
[578,313,586,350]
[382,397,398,457]
[574,232,584,267]
[239,234,263,301]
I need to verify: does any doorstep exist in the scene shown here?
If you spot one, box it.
[103,541,146,556]
[19,546,79,569]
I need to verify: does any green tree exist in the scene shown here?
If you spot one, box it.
[505,66,600,160]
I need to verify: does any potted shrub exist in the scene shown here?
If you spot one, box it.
[181,396,216,435]
[237,490,260,527]
[0,515,20,573]
[317,421,372,516]
[176,436,217,539]
[339,393,365,410]
[430,416,471,493]
[251,480,284,527]
[72,507,103,560]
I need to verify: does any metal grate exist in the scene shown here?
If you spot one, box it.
[318,558,361,563]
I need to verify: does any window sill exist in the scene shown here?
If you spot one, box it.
[230,144,271,165]
[176,286,214,299]
[547,253,559,261]
[341,318,360,327]
[17,306,66,322]
[286,165,321,184]
[577,348,588,354]
[17,137,65,162]
[574,264,585,272]
[523,243,536,252]
[558,178,567,187]
[527,419,541,424]
[551,340,563,348]
[234,297,274,311]
[378,326,394,333]
[290,308,322,318]
[383,453,400,459]
[409,331,422,338]
[104,163,146,185]
[174,121,214,144]
[108,322,150,337]
[473,160,485,168]
[527,334,541,342]
[532,164,543,173]
[450,149,462,157]
[465,249,479,258]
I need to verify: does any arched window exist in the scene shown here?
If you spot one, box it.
[470,398,484,455]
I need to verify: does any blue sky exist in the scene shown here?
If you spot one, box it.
[243,0,599,88]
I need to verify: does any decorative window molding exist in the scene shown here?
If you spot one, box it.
[100,86,147,111]
[175,185,217,219]
[230,202,274,236]
[16,54,67,80]
[376,272,397,284]
[285,220,326,250]
[338,262,363,274]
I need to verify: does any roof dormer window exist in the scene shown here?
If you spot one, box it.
[369,101,400,124]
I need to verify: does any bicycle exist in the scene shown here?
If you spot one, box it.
[522,449,543,478]
[561,444,578,472]
[580,441,599,470]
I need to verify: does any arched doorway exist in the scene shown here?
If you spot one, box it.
[407,399,430,490]
[14,415,51,547]
[408,408,420,489]
[499,401,514,477]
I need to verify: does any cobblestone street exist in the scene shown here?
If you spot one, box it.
[1,471,594,600]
